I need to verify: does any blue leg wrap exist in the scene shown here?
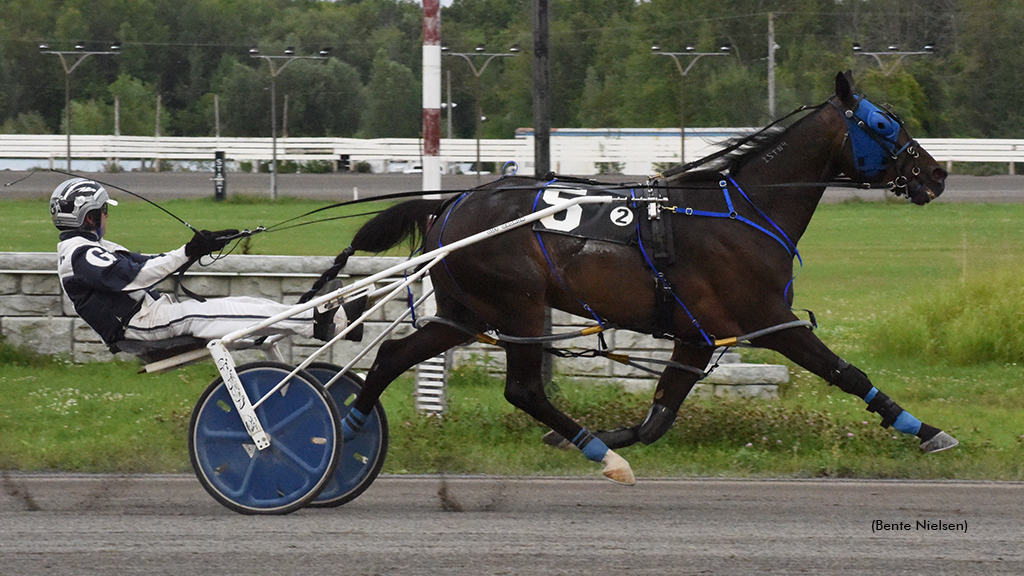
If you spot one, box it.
[341,407,369,441]
[863,387,922,435]
[572,430,609,463]
[893,411,923,435]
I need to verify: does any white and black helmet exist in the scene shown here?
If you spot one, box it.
[50,178,118,230]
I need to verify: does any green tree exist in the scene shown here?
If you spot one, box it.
[108,73,162,136]
[360,50,420,138]
[67,99,111,135]
[0,111,51,134]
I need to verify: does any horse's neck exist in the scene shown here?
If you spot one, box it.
[734,112,847,244]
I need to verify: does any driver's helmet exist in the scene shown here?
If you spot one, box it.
[49,178,118,230]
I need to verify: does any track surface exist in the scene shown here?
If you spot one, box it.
[2,474,1022,575]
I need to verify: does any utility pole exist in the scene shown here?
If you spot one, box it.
[651,44,731,164]
[40,42,120,171]
[767,12,778,118]
[442,44,519,184]
[533,0,551,178]
[249,46,330,199]
[422,0,442,195]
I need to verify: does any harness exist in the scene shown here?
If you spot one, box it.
[632,176,809,346]
[422,92,926,364]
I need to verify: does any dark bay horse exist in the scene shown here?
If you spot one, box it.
[330,71,955,483]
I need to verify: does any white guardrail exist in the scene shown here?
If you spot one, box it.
[1,130,1021,175]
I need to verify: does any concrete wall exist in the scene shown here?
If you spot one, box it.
[0,251,786,396]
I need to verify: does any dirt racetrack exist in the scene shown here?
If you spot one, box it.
[2,474,1022,575]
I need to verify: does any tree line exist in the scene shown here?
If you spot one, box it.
[1,0,1021,142]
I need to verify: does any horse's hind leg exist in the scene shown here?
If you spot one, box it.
[583,342,712,449]
[504,342,636,485]
[342,321,470,439]
[756,326,958,453]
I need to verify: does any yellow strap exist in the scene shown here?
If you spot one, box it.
[604,352,630,364]
[476,333,499,346]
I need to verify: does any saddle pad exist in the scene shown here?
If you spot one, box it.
[531,185,639,245]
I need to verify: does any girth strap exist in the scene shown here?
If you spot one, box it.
[635,183,678,339]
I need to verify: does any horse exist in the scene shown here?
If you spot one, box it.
[323,71,955,484]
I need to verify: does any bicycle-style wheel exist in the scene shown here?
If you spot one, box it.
[303,362,389,508]
[189,361,341,515]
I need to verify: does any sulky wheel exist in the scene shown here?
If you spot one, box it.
[303,362,389,508]
[188,361,341,515]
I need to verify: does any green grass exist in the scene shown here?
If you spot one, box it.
[0,196,390,255]
[1,198,1023,479]
[0,352,213,472]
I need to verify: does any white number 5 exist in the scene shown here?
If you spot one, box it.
[538,188,586,232]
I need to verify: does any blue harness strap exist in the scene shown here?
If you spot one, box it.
[673,177,800,262]
[671,177,804,305]
[435,191,490,320]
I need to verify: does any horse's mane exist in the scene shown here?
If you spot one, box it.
[702,126,789,173]
[666,102,827,184]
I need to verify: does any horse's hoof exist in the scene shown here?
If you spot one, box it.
[601,450,636,485]
[920,431,959,453]
[542,430,572,450]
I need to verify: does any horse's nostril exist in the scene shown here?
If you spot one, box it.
[932,167,948,183]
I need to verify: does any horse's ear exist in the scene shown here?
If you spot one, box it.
[835,70,857,106]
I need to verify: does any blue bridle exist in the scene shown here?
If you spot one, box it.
[840,95,913,177]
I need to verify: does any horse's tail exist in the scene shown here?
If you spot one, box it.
[350,198,443,254]
[300,198,444,303]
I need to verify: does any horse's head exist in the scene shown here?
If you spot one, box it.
[832,71,947,205]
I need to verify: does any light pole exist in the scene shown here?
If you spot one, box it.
[442,44,519,183]
[651,44,730,163]
[853,43,934,76]
[250,46,329,199]
[40,41,120,171]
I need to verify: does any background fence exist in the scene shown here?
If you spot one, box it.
[2,131,1022,175]
[0,251,787,399]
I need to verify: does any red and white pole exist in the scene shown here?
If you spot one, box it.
[422,0,442,195]
[416,0,446,414]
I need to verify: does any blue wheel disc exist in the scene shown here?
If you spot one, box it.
[189,361,340,515]
[304,363,388,507]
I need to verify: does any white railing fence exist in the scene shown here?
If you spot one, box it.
[1,131,1020,175]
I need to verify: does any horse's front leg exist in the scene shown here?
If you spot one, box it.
[755,326,958,452]
[504,342,635,485]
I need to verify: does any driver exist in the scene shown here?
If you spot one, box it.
[51,177,364,349]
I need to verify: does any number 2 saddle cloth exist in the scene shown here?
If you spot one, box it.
[530,181,672,261]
